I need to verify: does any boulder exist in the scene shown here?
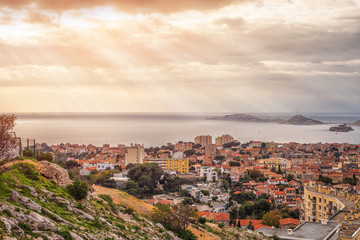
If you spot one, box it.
[37,161,71,187]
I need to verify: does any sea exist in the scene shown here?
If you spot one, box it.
[13,113,360,147]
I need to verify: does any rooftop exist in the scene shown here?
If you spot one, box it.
[257,221,339,240]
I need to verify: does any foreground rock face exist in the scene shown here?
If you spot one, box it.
[329,124,354,132]
[37,161,71,187]
[11,190,42,212]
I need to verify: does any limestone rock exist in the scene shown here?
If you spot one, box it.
[11,191,42,212]
[24,186,38,197]
[37,161,71,187]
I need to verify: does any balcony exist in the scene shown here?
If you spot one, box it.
[311,200,316,204]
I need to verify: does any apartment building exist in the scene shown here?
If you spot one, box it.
[205,144,217,159]
[125,143,145,165]
[174,142,193,152]
[200,166,218,182]
[194,135,212,146]
[215,134,234,146]
[259,158,289,171]
[165,153,189,174]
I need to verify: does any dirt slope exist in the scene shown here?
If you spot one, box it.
[93,185,154,216]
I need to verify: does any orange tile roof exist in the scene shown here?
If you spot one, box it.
[213,213,229,222]
[280,218,300,226]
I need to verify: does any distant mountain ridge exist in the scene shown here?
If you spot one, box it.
[207,114,324,125]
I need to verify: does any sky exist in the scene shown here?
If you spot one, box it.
[0,0,359,113]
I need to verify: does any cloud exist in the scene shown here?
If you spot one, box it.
[0,0,248,13]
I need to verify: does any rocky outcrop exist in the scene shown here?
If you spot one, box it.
[11,190,42,212]
[282,115,323,125]
[37,161,71,187]
[329,124,354,132]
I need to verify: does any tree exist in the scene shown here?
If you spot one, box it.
[199,217,206,224]
[247,220,254,231]
[36,151,53,161]
[0,114,17,160]
[151,203,197,232]
[67,180,89,200]
[64,160,81,169]
[287,174,294,182]
[262,210,281,228]
[125,163,164,197]
[23,148,34,157]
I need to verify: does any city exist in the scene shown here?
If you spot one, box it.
[29,134,360,239]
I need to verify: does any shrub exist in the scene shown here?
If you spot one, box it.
[218,222,225,228]
[199,217,206,224]
[57,230,74,240]
[2,209,12,217]
[18,222,32,235]
[12,163,39,181]
[124,207,135,215]
[36,151,53,161]
[66,180,88,200]
[177,229,197,240]
[23,148,34,157]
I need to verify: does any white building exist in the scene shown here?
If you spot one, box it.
[125,143,145,165]
[200,166,218,182]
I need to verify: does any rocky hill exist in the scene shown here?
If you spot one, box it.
[206,114,281,123]
[0,160,267,240]
[207,113,323,125]
[282,115,323,125]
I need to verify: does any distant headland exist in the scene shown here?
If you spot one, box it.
[207,114,324,125]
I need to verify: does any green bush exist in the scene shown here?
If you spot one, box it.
[177,229,197,240]
[57,230,74,240]
[12,163,39,181]
[36,151,53,161]
[124,207,135,215]
[199,217,206,224]
[218,222,225,228]
[66,180,88,200]
[23,148,34,157]
[2,209,12,217]
[18,222,32,235]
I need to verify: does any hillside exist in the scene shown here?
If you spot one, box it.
[207,113,323,125]
[206,114,281,123]
[0,160,268,240]
[281,115,323,125]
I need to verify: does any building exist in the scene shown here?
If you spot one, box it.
[303,185,346,223]
[200,166,218,182]
[257,220,340,240]
[144,152,189,174]
[125,144,145,165]
[215,134,234,146]
[259,158,288,171]
[205,144,217,159]
[195,135,212,146]
[285,187,297,204]
[165,152,189,174]
[174,142,193,152]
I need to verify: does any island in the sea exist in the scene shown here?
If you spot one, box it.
[207,114,324,125]
[329,123,354,132]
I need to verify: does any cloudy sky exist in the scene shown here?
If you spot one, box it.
[0,0,359,113]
